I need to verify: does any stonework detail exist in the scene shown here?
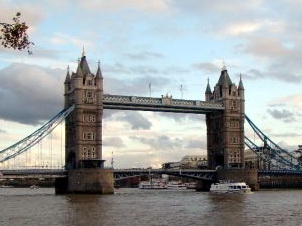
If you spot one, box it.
[64,55,103,169]
[205,66,245,169]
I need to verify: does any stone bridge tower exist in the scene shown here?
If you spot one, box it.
[56,52,113,194]
[205,65,245,170]
[64,53,104,169]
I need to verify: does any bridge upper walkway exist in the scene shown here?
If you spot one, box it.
[103,94,224,113]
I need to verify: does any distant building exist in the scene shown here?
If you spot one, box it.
[162,155,207,169]
[180,155,207,169]
[162,162,181,169]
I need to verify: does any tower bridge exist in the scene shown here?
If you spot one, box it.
[1,52,301,193]
[103,94,224,113]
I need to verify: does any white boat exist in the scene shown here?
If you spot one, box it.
[185,182,197,189]
[167,181,187,190]
[210,181,251,194]
[30,185,39,189]
[139,180,167,189]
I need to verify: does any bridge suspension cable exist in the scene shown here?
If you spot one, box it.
[245,115,301,170]
[0,105,75,164]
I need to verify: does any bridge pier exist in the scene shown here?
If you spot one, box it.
[55,169,114,194]
[217,169,259,191]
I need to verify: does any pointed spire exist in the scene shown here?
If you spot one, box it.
[222,61,227,71]
[238,73,244,90]
[82,46,85,57]
[76,59,84,78]
[96,60,103,78]
[79,51,91,75]
[217,63,233,87]
[64,65,70,83]
[205,77,212,94]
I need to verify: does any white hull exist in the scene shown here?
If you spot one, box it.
[210,181,251,194]
[139,180,167,189]
[167,182,187,190]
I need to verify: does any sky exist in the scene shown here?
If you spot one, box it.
[1,0,302,169]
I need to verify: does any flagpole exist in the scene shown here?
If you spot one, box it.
[149,81,151,98]
[180,84,183,99]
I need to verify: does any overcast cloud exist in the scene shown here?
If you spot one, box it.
[1,0,302,168]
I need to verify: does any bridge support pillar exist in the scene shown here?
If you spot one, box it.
[217,169,259,191]
[195,180,213,192]
[55,169,114,194]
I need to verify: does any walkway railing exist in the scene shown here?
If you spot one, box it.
[103,94,224,113]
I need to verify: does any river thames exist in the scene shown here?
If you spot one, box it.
[0,188,301,226]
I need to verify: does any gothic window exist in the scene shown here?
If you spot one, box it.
[82,146,96,160]
[91,147,96,159]
[229,120,240,128]
[83,90,94,104]
[90,115,96,122]
[87,80,93,86]
[231,100,238,108]
[83,131,95,140]
[86,91,93,98]
[230,135,239,144]
[83,114,96,122]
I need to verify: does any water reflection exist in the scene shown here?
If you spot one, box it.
[206,193,248,226]
[66,194,109,226]
[1,188,302,226]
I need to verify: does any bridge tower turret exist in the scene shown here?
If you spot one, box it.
[64,53,104,169]
[205,65,245,170]
[57,52,113,194]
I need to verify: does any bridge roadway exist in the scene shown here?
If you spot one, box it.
[2,169,302,185]
[103,94,224,114]
[0,169,217,181]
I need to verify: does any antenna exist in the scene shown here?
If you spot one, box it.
[111,151,114,169]
[149,81,152,98]
[180,84,183,99]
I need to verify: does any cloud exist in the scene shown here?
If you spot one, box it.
[267,108,295,123]
[243,68,265,80]
[49,33,95,51]
[131,135,182,150]
[0,63,64,125]
[103,137,125,147]
[158,112,205,122]
[185,139,206,149]
[0,2,44,27]
[116,111,152,130]
[103,72,171,96]
[193,62,220,74]
[125,51,164,60]
[76,0,171,13]
[242,37,290,58]
[268,94,302,110]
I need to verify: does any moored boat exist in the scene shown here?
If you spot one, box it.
[185,182,197,189]
[30,185,39,189]
[210,181,251,194]
[139,180,167,189]
[167,181,187,190]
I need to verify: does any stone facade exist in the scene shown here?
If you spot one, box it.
[205,66,245,170]
[56,53,114,194]
[64,54,104,169]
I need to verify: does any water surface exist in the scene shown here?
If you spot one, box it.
[0,188,301,226]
